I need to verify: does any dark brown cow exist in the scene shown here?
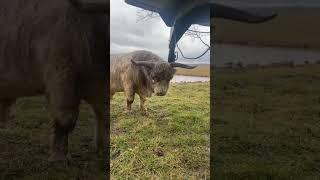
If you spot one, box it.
[0,0,108,161]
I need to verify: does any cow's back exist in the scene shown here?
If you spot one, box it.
[110,53,134,93]
[110,51,156,97]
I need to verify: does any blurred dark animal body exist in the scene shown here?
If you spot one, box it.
[0,0,108,161]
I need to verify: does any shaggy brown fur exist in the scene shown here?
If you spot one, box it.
[111,50,194,112]
[0,0,108,161]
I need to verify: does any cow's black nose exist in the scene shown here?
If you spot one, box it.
[157,92,165,96]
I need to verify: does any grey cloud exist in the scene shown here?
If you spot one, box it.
[110,0,210,64]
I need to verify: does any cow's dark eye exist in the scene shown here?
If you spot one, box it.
[152,76,159,81]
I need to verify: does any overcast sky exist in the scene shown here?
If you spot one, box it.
[110,0,210,64]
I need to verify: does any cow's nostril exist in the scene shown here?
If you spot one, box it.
[158,92,165,96]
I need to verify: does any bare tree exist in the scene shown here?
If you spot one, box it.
[136,8,210,60]
[185,25,210,47]
[136,9,160,22]
[136,9,210,37]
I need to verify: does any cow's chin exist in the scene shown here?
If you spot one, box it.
[144,90,153,97]
[153,91,167,96]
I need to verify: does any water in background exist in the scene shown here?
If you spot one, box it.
[171,75,210,83]
[111,44,320,67]
[213,44,320,67]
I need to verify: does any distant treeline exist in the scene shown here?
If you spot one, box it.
[215,60,320,69]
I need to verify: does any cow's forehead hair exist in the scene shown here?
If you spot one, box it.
[130,50,175,80]
[131,50,162,62]
[152,63,175,80]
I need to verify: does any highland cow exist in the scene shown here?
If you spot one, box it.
[110,50,196,112]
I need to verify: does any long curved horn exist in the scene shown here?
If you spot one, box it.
[170,62,197,69]
[69,0,109,13]
[131,59,155,69]
[211,3,277,23]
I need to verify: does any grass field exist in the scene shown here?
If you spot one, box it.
[111,83,210,179]
[176,64,210,77]
[0,98,107,179]
[212,65,320,179]
[0,83,209,179]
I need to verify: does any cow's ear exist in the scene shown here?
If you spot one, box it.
[131,60,155,69]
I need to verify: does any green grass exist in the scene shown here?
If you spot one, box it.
[212,65,320,179]
[111,83,210,179]
[0,97,107,180]
[0,83,210,179]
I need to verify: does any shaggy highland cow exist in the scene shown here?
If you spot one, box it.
[0,0,108,161]
[110,50,196,112]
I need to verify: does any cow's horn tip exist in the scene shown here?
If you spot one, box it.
[131,59,137,64]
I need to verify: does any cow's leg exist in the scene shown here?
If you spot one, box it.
[47,90,79,161]
[0,99,16,128]
[88,102,108,154]
[45,69,79,161]
[139,96,146,112]
[8,100,16,122]
[82,76,108,155]
[124,87,135,112]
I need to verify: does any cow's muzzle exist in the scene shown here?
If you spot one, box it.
[155,92,166,96]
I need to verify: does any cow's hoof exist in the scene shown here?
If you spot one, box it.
[48,152,69,162]
[125,110,132,114]
[140,109,147,115]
